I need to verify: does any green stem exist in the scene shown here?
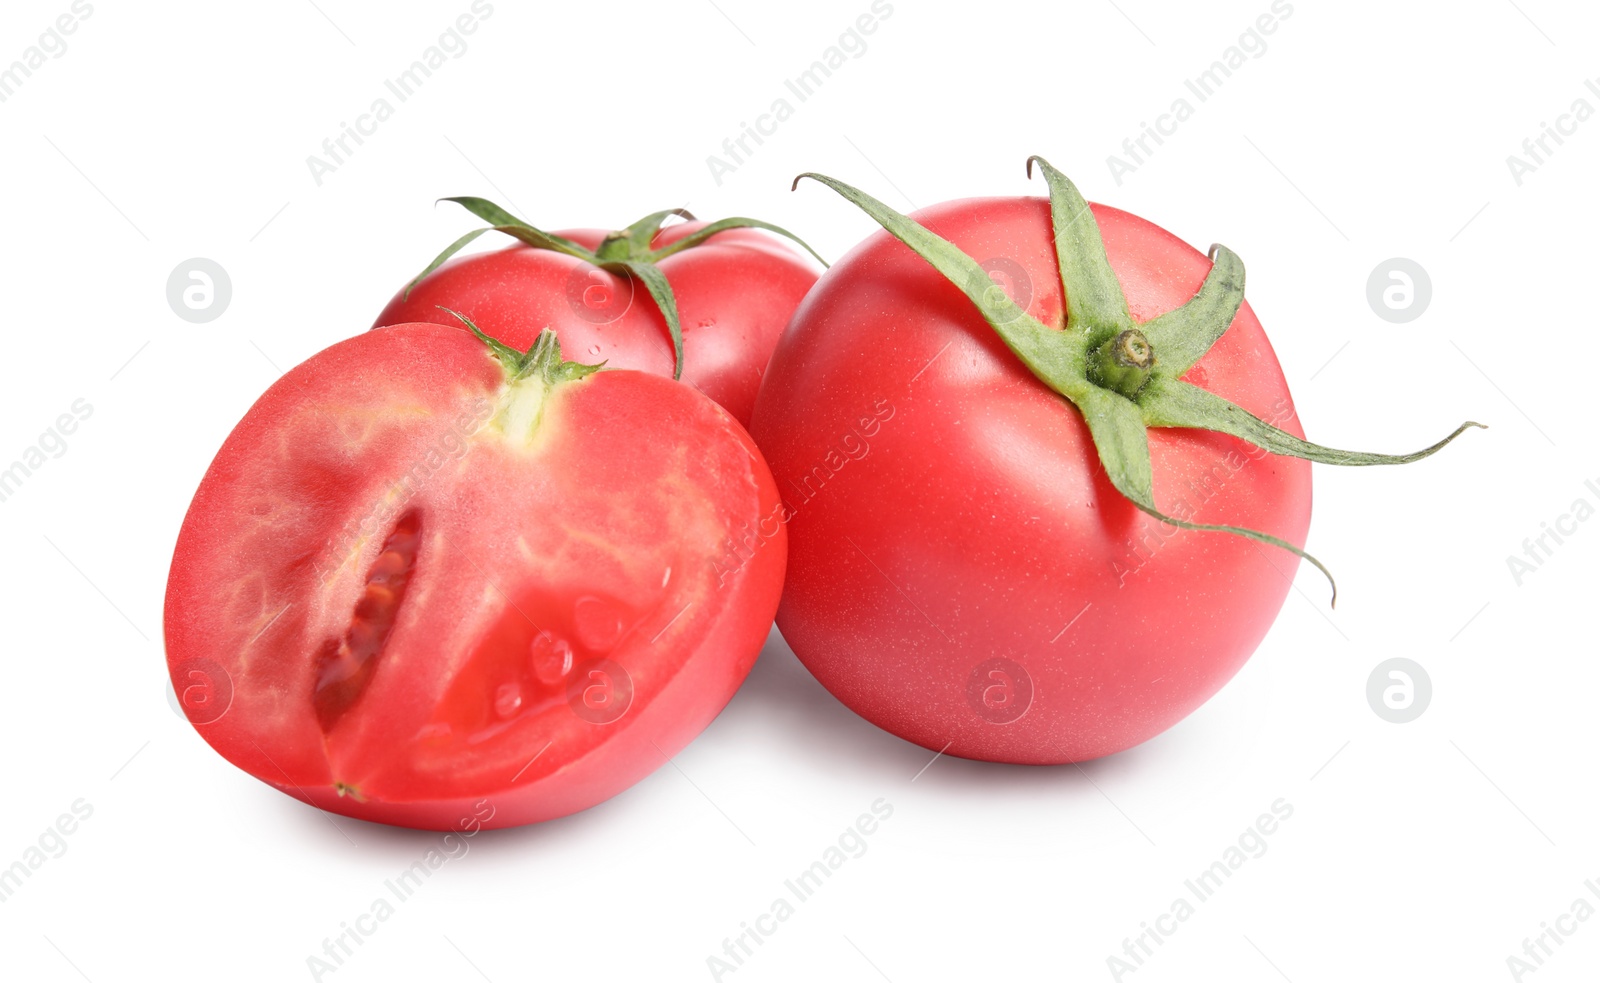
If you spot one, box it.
[593,233,634,263]
[1089,329,1155,398]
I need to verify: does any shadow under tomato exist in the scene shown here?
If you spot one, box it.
[256,761,641,860]
[261,625,1196,850]
[721,624,1172,796]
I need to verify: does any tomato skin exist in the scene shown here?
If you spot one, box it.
[373,223,819,427]
[748,196,1311,764]
[165,323,784,829]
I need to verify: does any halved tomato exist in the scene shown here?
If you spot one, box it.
[165,321,783,829]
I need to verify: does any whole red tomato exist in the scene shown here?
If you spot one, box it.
[165,320,784,829]
[374,200,822,427]
[750,159,1475,764]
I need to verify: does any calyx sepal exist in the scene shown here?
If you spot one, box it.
[407,198,828,381]
[440,307,603,386]
[792,158,1484,606]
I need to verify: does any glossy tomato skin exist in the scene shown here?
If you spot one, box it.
[373,223,819,427]
[165,323,784,829]
[749,197,1311,765]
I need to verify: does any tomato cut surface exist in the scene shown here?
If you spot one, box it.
[166,323,784,829]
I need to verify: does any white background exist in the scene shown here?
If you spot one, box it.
[1,0,1596,980]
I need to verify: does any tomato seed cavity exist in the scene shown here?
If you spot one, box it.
[312,510,422,733]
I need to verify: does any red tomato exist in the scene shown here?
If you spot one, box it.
[374,222,819,427]
[749,196,1312,764]
[166,322,784,829]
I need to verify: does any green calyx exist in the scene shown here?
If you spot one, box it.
[441,306,603,387]
[792,156,1485,607]
[442,307,603,445]
[408,198,828,381]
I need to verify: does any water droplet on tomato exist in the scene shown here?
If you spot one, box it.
[588,344,601,356]
[530,632,574,686]
[493,682,523,719]
[573,595,627,651]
